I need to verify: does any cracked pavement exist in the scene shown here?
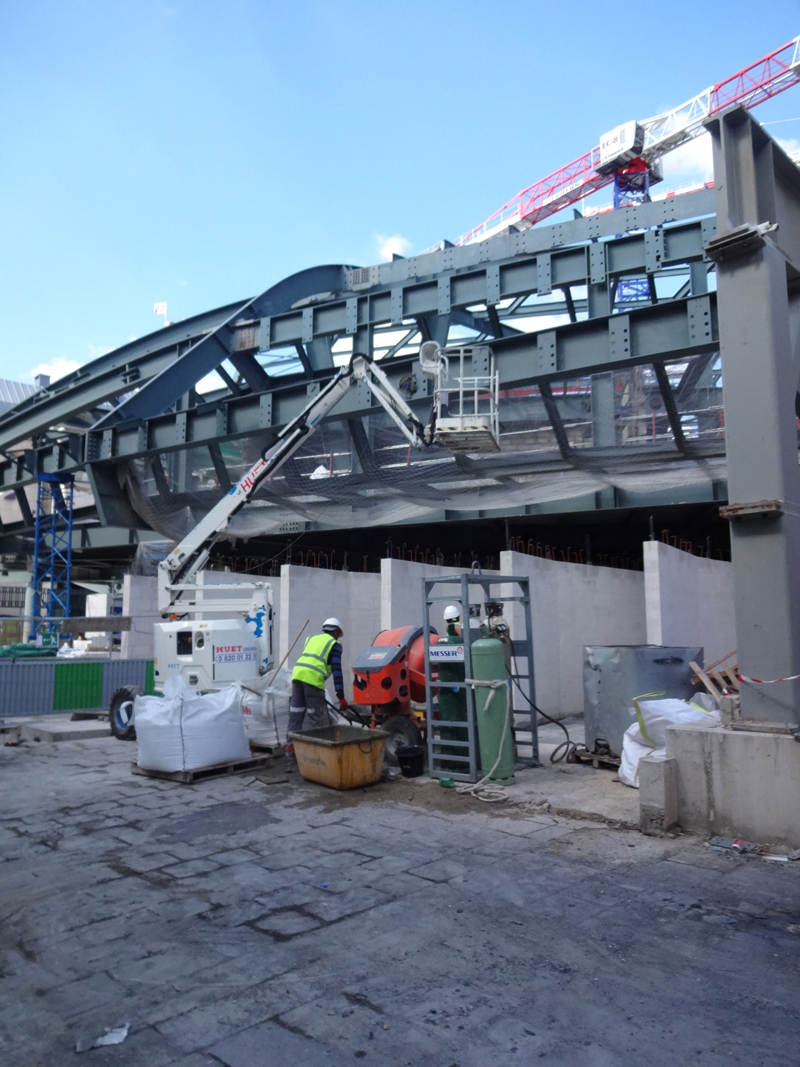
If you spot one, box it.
[1,735,799,1065]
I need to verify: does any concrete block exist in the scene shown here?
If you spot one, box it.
[380,558,498,635]
[667,720,800,848]
[500,550,646,719]
[279,565,381,700]
[20,720,110,742]
[638,755,678,835]
[644,541,736,662]
[121,574,160,660]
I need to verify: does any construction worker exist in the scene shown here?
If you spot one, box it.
[443,604,462,637]
[286,618,347,757]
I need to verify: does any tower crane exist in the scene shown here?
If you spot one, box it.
[458,34,800,245]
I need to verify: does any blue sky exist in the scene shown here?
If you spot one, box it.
[1,0,798,384]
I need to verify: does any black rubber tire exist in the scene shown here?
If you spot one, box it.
[109,685,142,741]
[381,715,424,767]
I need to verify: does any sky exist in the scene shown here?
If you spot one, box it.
[1,0,798,385]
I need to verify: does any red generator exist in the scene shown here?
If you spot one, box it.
[351,625,439,760]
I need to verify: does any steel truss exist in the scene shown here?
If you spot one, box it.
[0,189,725,541]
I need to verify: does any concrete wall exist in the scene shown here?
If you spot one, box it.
[644,542,736,663]
[85,592,111,651]
[279,565,381,701]
[499,550,647,719]
[380,558,497,637]
[667,721,800,848]
[120,575,160,660]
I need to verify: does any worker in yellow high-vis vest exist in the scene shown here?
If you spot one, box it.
[286,618,347,757]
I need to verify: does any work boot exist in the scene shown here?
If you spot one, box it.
[285,741,297,764]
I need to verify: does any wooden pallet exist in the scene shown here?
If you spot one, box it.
[249,741,285,757]
[573,747,621,771]
[130,754,271,784]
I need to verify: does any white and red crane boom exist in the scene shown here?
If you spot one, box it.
[457,35,800,245]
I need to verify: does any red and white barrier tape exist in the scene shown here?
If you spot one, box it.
[737,672,800,685]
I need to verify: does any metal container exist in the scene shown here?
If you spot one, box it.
[3,660,57,716]
[583,645,703,757]
[289,725,388,790]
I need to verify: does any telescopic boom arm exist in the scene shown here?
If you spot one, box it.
[157,354,428,612]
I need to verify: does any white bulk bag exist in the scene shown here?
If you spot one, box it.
[619,694,718,788]
[239,668,293,745]
[632,695,718,749]
[134,677,251,772]
[619,723,663,788]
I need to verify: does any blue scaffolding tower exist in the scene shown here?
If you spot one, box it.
[30,473,74,640]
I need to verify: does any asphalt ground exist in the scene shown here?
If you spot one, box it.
[1,734,798,1066]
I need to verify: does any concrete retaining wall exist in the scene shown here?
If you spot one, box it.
[120,575,160,660]
[644,542,736,662]
[279,565,381,701]
[499,550,647,719]
[380,558,497,637]
[667,721,800,848]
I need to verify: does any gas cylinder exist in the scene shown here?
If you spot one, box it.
[470,636,514,784]
[436,628,467,770]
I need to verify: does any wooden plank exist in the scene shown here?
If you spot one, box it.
[130,754,271,784]
[60,616,131,634]
[689,660,722,701]
[721,661,740,689]
[249,741,285,756]
[692,649,736,683]
[708,667,731,693]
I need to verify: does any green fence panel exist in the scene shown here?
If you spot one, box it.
[53,662,104,710]
[145,660,156,695]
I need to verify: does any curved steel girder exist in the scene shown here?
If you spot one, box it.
[92,264,355,430]
[0,300,246,451]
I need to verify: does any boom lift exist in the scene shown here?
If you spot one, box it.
[104,345,501,739]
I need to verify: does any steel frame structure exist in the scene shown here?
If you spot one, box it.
[30,473,74,638]
[704,107,800,724]
[422,572,537,783]
[0,187,726,546]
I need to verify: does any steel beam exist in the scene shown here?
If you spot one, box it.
[706,105,800,724]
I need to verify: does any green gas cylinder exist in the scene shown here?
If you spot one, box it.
[436,629,467,770]
[471,636,515,785]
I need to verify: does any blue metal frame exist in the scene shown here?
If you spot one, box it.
[30,473,74,639]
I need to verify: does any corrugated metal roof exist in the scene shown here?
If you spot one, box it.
[0,379,37,414]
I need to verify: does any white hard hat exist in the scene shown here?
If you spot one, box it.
[443,605,461,622]
[322,617,343,633]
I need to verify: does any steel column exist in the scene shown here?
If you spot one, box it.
[706,106,800,723]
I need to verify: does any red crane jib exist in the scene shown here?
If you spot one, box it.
[457,35,800,244]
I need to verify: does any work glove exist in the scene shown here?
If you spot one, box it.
[338,697,349,711]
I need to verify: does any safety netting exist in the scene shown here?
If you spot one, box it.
[121,356,727,543]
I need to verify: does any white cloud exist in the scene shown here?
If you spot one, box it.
[777,136,800,157]
[376,233,412,262]
[27,357,83,383]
